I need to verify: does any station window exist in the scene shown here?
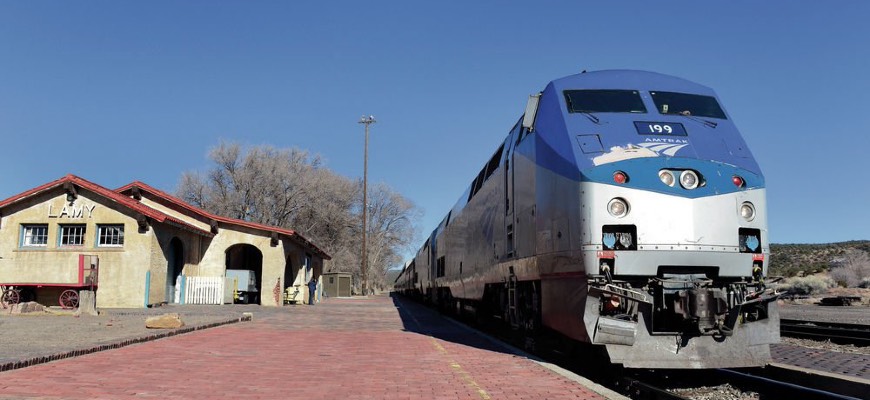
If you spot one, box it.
[21,224,49,247]
[97,224,125,247]
[60,224,86,247]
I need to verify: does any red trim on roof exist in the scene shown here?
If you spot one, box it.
[0,174,213,237]
[115,181,331,260]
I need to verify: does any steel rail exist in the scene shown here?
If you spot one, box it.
[618,376,690,400]
[716,369,861,400]
[780,319,870,346]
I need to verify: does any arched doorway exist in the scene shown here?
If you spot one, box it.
[283,253,304,303]
[225,244,264,304]
[166,237,184,303]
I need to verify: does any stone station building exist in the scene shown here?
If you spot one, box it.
[0,174,329,308]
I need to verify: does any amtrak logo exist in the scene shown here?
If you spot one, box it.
[636,138,690,157]
[592,139,691,166]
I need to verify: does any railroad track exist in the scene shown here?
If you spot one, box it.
[491,330,864,400]
[780,319,870,346]
[502,328,867,399]
[618,368,862,400]
[616,376,689,400]
[714,369,861,400]
[441,304,867,399]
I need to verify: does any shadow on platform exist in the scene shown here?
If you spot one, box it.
[389,292,516,356]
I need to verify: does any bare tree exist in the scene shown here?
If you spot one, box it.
[291,168,361,281]
[177,141,421,291]
[362,182,421,290]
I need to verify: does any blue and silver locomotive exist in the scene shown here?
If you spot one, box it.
[397,70,779,369]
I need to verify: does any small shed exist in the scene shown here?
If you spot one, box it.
[322,272,352,298]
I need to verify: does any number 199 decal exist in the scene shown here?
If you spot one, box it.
[633,121,687,136]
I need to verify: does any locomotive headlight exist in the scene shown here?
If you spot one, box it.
[658,170,675,187]
[607,198,629,218]
[740,202,756,221]
[679,170,700,190]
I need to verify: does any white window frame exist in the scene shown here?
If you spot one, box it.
[59,224,87,247]
[97,224,125,247]
[21,224,49,247]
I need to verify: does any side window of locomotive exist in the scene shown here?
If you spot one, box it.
[563,90,647,113]
[468,144,506,202]
[468,169,486,202]
[650,91,727,119]
[484,143,504,180]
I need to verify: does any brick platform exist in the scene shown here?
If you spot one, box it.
[771,343,870,380]
[0,295,614,399]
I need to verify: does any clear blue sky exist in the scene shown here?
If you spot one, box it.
[1,2,868,246]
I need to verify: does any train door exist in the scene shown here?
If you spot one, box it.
[424,238,434,303]
[432,226,444,305]
[504,124,521,259]
[510,94,541,259]
[505,93,539,260]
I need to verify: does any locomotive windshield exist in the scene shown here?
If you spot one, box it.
[564,90,646,114]
[650,91,727,119]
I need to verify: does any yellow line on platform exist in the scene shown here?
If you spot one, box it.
[430,338,491,400]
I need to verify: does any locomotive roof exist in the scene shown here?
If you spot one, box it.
[548,70,715,96]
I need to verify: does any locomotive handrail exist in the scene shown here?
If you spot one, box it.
[651,276,714,286]
[589,284,652,304]
[739,288,781,306]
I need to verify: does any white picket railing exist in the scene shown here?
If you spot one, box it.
[183,276,224,305]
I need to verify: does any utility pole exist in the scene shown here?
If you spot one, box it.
[358,115,376,296]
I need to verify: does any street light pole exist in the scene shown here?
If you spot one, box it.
[358,115,376,296]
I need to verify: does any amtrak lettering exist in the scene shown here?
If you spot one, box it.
[48,203,97,218]
[643,137,688,145]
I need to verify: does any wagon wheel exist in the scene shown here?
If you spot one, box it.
[2,288,20,306]
[59,289,79,309]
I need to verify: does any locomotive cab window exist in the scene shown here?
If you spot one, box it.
[563,90,646,114]
[650,91,727,119]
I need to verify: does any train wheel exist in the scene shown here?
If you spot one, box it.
[2,289,20,306]
[59,290,79,309]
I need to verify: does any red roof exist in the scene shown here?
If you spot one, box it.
[0,174,213,237]
[115,181,331,260]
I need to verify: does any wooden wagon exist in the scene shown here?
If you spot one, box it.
[1,254,99,309]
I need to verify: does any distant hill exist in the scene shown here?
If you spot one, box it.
[770,240,870,277]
